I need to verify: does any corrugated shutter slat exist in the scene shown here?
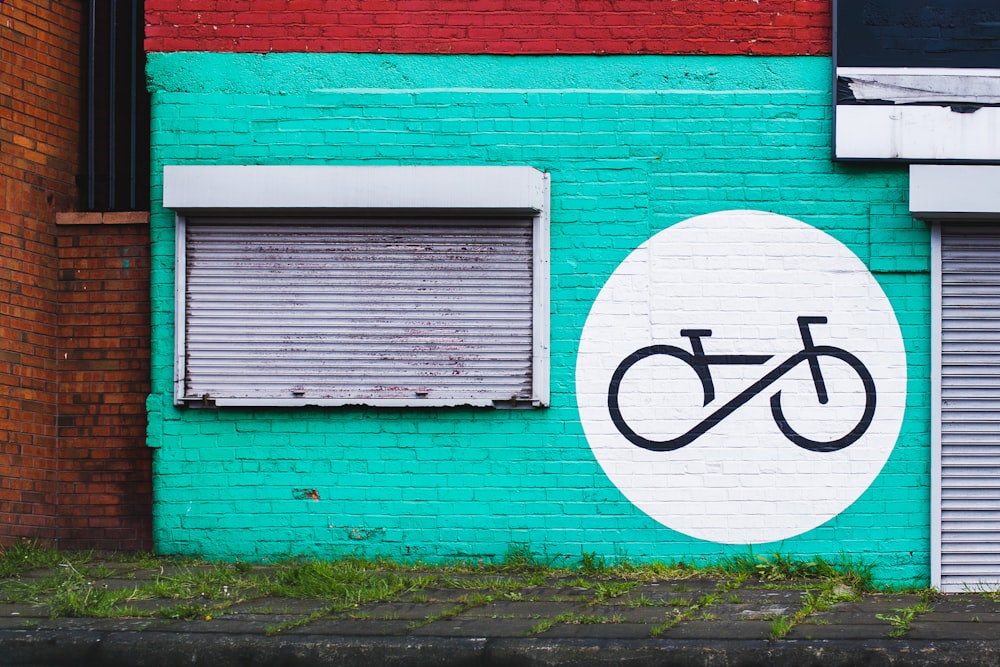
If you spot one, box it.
[183,218,534,403]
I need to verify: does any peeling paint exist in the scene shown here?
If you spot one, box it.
[839,70,1000,105]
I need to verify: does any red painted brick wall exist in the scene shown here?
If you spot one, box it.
[1,0,152,551]
[145,0,831,55]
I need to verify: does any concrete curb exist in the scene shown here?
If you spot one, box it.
[7,631,1000,667]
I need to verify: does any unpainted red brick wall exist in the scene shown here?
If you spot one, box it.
[0,0,79,545]
[56,222,152,551]
[145,0,831,55]
[1,0,153,551]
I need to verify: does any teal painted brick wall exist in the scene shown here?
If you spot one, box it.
[147,53,929,585]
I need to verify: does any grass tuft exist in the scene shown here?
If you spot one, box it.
[875,590,935,638]
[719,551,875,593]
[0,540,63,577]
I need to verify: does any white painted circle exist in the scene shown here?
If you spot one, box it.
[576,210,906,544]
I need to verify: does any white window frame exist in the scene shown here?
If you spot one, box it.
[164,165,550,408]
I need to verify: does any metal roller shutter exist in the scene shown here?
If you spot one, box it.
[940,225,1000,589]
[182,217,535,405]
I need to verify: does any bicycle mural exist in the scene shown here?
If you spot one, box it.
[608,315,877,454]
[576,210,907,545]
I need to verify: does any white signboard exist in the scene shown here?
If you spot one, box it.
[834,0,1000,161]
[576,210,907,544]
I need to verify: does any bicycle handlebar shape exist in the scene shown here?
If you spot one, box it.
[607,316,876,453]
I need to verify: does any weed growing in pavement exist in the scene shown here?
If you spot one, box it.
[522,570,549,587]
[265,606,335,636]
[644,590,730,638]
[528,611,575,635]
[527,611,624,635]
[768,584,862,640]
[720,551,875,593]
[650,599,715,637]
[875,590,936,638]
[404,592,496,631]
[581,551,607,574]
[156,602,211,621]
[577,613,624,624]
[150,561,266,602]
[406,603,467,630]
[47,570,148,618]
[697,592,721,607]
[649,611,686,637]
[495,543,546,571]
[592,580,637,601]
[438,574,523,594]
[555,576,637,601]
[625,593,660,608]
[769,614,794,639]
[2,539,886,631]
[261,559,443,635]
[266,558,429,607]
[0,540,63,577]
[1,554,156,618]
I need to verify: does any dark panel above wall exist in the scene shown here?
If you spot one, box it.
[836,0,1000,68]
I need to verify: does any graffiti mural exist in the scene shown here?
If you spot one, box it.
[576,210,907,544]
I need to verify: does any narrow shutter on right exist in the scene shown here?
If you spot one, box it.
[941,226,1000,588]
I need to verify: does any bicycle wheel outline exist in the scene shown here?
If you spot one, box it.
[769,346,876,453]
[608,344,877,453]
[607,345,711,452]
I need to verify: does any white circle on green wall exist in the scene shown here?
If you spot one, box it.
[576,210,907,545]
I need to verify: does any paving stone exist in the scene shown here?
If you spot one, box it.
[0,617,48,630]
[832,595,927,613]
[396,588,476,603]
[628,579,723,602]
[356,601,460,620]
[0,603,50,619]
[283,618,412,636]
[585,605,680,624]
[659,619,774,640]
[461,600,589,619]
[1,617,155,632]
[906,621,1000,641]
[727,605,795,620]
[519,587,595,602]
[408,616,541,637]
[222,597,331,615]
[150,616,294,634]
[807,610,896,625]
[537,622,654,639]
[920,611,1000,623]
[784,623,894,640]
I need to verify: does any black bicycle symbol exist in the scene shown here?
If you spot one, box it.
[607,316,876,453]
